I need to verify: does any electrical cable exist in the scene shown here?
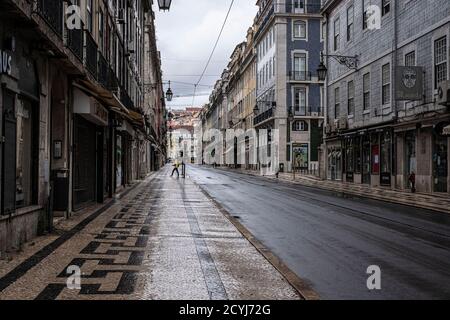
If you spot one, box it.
[191,0,235,107]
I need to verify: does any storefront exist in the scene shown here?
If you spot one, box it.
[115,119,134,191]
[433,122,449,193]
[1,52,40,214]
[326,139,342,181]
[72,88,109,211]
[332,128,393,186]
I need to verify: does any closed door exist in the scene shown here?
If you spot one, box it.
[362,140,371,184]
[73,115,97,210]
[1,91,16,214]
[433,136,448,193]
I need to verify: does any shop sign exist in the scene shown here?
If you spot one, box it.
[73,88,108,126]
[395,66,423,101]
[443,125,450,136]
[0,49,12,75]
[92,100,108,125]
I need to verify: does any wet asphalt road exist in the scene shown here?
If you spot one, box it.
[188,165,450,300]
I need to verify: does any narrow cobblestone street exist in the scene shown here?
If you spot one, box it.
[0,167,300,300]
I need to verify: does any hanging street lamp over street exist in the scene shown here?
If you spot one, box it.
[166,81,173,102]
[158,0,172,11]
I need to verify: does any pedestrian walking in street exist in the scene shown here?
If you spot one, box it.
[171,160,180,178]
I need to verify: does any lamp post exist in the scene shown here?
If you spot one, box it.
[158,0,172,11]
[287,107,295,180]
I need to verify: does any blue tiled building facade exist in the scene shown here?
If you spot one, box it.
[253,0,324,172]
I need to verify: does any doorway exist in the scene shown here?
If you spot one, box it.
[433,135,448,193]
[362,135,371,184]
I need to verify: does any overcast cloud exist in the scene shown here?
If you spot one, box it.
[154,0,258,110]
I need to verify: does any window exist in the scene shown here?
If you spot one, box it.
[334,87,340,119]
[99,9,104,52]
[382,0,391,16]
[347,80,355,115]
[363,0,368,30]
[269,60,272,79]
[382,63,391,105]
[86,0,93,33]
[273,57,276,76]
[294,87,307,115]
[293,52,307,80]
[405,51,416,67]
[347,5,354,42]
[363,73,370,110]
[293,0,305,13]
[434,36,447,89]
[293,120,309,131]
[294,20,307,39]
[334,18,340,51]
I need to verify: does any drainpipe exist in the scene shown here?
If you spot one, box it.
[393,0,399,121]
[392,0,399,184]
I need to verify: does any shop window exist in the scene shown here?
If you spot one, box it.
[380,131,392,185]
[15,99,37,208]
[354,136,361,174]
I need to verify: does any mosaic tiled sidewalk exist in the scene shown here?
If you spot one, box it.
[0,168,300,300]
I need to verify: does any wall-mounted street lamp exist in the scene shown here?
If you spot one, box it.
[253,105,259,116]
[158,0,172,11]
[317,52,358,81]
[166,81,173,102]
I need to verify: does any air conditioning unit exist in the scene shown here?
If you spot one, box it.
[338,118,348,130]
[437,80,450,106]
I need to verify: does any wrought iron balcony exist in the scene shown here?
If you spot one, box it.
[98,52,108,89]
[253,107,274,126]
[36,0,64,37]
[289,71,312,81]
[85,31,98,78]
[120,89,134,110]
[283,3,322,14]
[107,67,119,93]
[67,22,84,62]
[292,106,324,117]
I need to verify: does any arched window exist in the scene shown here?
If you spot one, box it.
[293,120,309,131]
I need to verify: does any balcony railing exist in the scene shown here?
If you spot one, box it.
[289,71,312,81]
[36,0,63,37]
[292,106,324,117]
[85,31,98,78]
[120,89,134,110]
[98,53,108,89]
[282,3,322,14]
[67,22,84,62]
[107,67,119,93]
[254,107,274,126]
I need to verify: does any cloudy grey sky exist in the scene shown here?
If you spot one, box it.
[154,0,258,110]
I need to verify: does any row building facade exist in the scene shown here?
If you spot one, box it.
[0,0,167,255]
[322,0,450,194]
